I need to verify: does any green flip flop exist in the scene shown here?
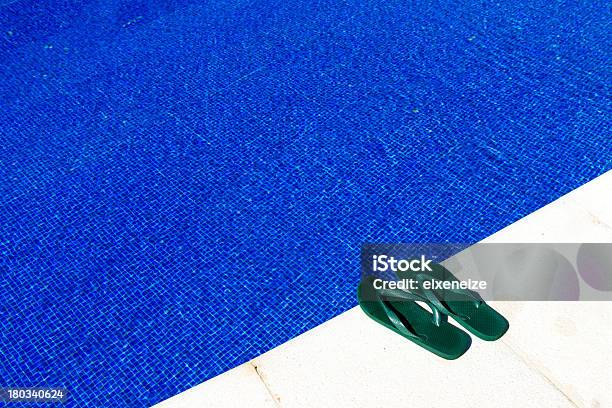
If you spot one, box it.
[357,276,472,360]
[397,264,509,341]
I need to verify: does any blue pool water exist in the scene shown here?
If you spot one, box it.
[1,0,610,406]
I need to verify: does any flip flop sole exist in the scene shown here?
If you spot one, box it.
[357,279,472,360]
[399,265,509,341]
[443,300,509,341]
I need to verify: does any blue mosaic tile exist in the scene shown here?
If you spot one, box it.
[0,0,610,406]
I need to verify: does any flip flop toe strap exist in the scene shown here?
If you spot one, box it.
[374,287,447,339]
[412,273,482,319]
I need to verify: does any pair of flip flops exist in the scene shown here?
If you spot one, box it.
[357,263,509,360]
